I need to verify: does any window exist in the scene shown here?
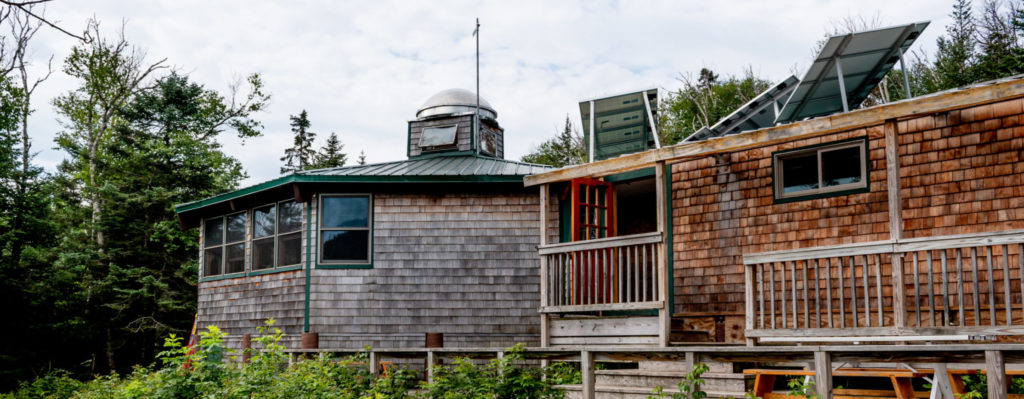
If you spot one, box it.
[773,139,868,202]
[203,212,247,277]
[251,200,303,271]
[319,195,372,264]
[419,125,458,147]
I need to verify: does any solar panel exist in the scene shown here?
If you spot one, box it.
[774,21,929,125]
[579,89,659,162]
[683,75,799,143]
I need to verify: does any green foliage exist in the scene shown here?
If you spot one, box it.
[544,362,581,385]
[520,116,585,168]
[281,110,317,173]
[648,362,709,399]
[420,343,564,399]
[786,377,817,399]
[310,132,348,169]
[658,68,772,145]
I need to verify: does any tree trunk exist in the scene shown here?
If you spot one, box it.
[105,328,116,371]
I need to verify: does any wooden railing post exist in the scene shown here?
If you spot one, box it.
[986,350,1008,399]
[581,350,595,399]
[814,351,833,399]
[426,350,436,384]
[369,350,380,378]
[745,264,756,346]
[893,254,906,329]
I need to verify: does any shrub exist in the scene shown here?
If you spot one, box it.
[419,343,564,399]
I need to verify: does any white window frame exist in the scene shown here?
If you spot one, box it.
[774,139,868,201]
[318,194,373,265]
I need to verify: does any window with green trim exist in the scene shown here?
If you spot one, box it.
[251,200,303,271]
[773,139,868,202]
[203,211,247,277]
[319,194,372,264]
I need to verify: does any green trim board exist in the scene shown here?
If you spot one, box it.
[316,263,374,270]
[770,136,871,204]
[304,202,312,333]
[198,265,303,283]
[604,167,655,183]
[249,265,302,276]
[176,174,530,214]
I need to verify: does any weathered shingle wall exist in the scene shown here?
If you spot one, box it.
[668,96,1024,316]
[669,126,890,314]
[898,98,1024,238]
[197,270,306,349]
[309,192,541,348]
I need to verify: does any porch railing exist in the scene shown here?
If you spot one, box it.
[539,232,663,313]
[743,230,1024,341]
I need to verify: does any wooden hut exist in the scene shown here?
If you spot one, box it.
[525,76,1024,347]
[175,88,552,350]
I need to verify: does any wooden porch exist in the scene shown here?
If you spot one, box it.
[536,164,673,347]
[744,229,1024,343]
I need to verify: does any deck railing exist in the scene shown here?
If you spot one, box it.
[743,230,1024,341]
[539,231,663,313]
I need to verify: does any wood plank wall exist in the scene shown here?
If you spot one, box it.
[309,192,542,348]
[668,96,1024,332]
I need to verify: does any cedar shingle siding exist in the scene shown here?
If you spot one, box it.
[670,97,1024,316]
[197,191,541,350]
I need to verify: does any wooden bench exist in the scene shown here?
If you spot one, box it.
[743,368,931,399]
[946,369,1024,399]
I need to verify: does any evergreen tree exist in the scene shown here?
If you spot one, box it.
[358,150,367,165]
[311,131,347,169]
[280,110,316,173]
[975,0,1024,81]
[521,116,585,167]
[933,0,979,91]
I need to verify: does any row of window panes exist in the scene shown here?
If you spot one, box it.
[203,200,303,277]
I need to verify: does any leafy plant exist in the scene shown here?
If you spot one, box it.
[648,362,709,399]
[420,343,564,399]
[786,377,817,399]
[545,362,582,385]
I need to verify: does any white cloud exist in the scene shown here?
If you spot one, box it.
[21,0,951,186]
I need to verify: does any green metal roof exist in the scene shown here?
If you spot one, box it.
[301,153,552,178]
[174,154,552,214]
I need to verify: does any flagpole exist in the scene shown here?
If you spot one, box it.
[474,17,480,155]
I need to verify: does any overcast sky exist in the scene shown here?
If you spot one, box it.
[20,0,951,186]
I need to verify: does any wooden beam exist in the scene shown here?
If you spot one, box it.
[581,350,595,399]
[229,199,238,211]
[525,77,1024,187]
[540,300,663,313]
[987,350,1008,399]
[745,264,756,346]
[539,184,550,348]
[815,351,833,399]
[369,351,380,378]
[884,119,903,240]
[292,183,307,203]
[655,162,670,347]
[426,350,436,384]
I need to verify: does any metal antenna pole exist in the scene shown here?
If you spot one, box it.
[475,18,481,155]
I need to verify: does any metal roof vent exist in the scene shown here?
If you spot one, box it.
[416,88,497,120]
